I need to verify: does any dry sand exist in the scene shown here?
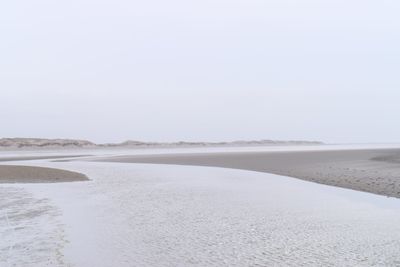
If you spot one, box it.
[97,148,400,198]
[0,165,88,183]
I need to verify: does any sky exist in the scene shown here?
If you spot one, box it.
[1,0,399,144]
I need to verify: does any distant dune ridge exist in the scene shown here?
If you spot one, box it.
[0,138,323,149]
[0,138,96,148]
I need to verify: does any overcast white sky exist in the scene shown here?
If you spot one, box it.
[1,0,399,143]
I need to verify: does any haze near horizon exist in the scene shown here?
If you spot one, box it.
[1,0,399,144]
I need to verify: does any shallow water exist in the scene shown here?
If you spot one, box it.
[0,187,65,266]
[2,160,400,266]
[1,143,400,159]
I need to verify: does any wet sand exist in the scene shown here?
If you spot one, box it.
[0,154,90,162]
[5,161,400,266]
[0,165,88,183]
[3,149,400,266]
[97,148,400,198]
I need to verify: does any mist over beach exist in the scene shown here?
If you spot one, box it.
[1,0,400,266]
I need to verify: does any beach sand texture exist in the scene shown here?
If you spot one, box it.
[98,148,400,198]
[2,147,400,266]
[3,161,400,266]
[0,165,88,183]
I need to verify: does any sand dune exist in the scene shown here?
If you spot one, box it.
[0,137,323,149]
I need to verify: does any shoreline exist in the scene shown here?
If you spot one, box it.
[96,148,400,198]
[2,148,400,266]
[6,160,400,266]
[0,154,91,162]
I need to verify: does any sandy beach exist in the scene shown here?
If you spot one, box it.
[98,147,400,198]
[0,165,88,183]
[5,0,400,265]
[2,146,400,266]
